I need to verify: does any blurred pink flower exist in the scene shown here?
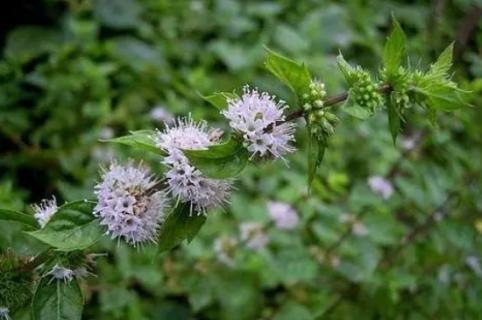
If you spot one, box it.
[267,201,299,230]
[368,176,394,199]
[240,222,268,251]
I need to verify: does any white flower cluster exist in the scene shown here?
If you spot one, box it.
[47,265,75,282]
[32,197,58,228]
[46,264,92,283]
[267,201,299,230]
[155,117,232,214]
[222,86,296,160]
[94,162,168,246]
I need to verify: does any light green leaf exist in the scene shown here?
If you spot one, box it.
[27,201,103,251]
[184,137,249,179]
[102,130,166,156]
[93,0,141,29]
[202,92,238,110]
[0,209,37,228]
[265,48,311,98]
[32,277,83,320]
[382,17,406,76]
[342,95,373,120]
[336,53,355,85]
[273,302,313,320]
[158,203,206,253]
[429,43,454,79]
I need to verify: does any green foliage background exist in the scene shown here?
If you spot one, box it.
[1,0,481,319]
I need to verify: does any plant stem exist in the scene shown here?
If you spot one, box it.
[22,250,52,272]
[284,84,392,122]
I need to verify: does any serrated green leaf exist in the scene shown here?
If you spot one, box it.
[158,203,206,253]
[383,17,406,76]
[184,137,249,179]
[202,92,238,110]
[102,130,165,156]
[265,48,311,98]
[412,84,470,111]
[27,201,103,251]
[0,209,38,228]
[387,94,401,144]
[32,277,83,320]
[336,53,355,85]
[429,43,454,79]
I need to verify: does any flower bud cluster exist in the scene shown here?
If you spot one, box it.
[302,80,339,140]
[381,67,411,112]
[350,69,383,112]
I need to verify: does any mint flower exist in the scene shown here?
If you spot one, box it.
[240,222,268,250]
[94,162,168,246]
[150,105,174,124]
[368,176,394,200]
[223,86,296,160]
[267,201,299,230]
[32,197,58,228]
[155,117,232,214]
[0,307,10,320]
[47,265,74,283]
[214,236,237,267]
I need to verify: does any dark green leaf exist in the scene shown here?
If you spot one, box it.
[32,277,83,320]
[265,48,311,98]
[158,203,207,253]
[4,26,62,62]
[202,92,238,110]
[102,130,166,156]
[382,17,406,76]
[387,94,401,144]
[0,209,37,228]
[307,132,326,191]
[27,201,103,251]
[184,137,249,179]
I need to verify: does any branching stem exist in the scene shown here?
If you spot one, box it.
[284,84,392,122]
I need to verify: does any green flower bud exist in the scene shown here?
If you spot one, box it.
[314,100,324,108]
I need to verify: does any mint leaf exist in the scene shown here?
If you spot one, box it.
[32,277,83,320]
[27,201,103,251]
[158,203,206,253]
[387,94,401,144]
[202,92,238,110]
[102,130,165,156]
[428,43,454,79]
[383,17,406,76]
[307,132,326,191]
[265,48,311,99]
[336,53,356,85]
[184,137,249,179]
[0,209,37,228]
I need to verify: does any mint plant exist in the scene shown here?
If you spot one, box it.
[0,18,469,320]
